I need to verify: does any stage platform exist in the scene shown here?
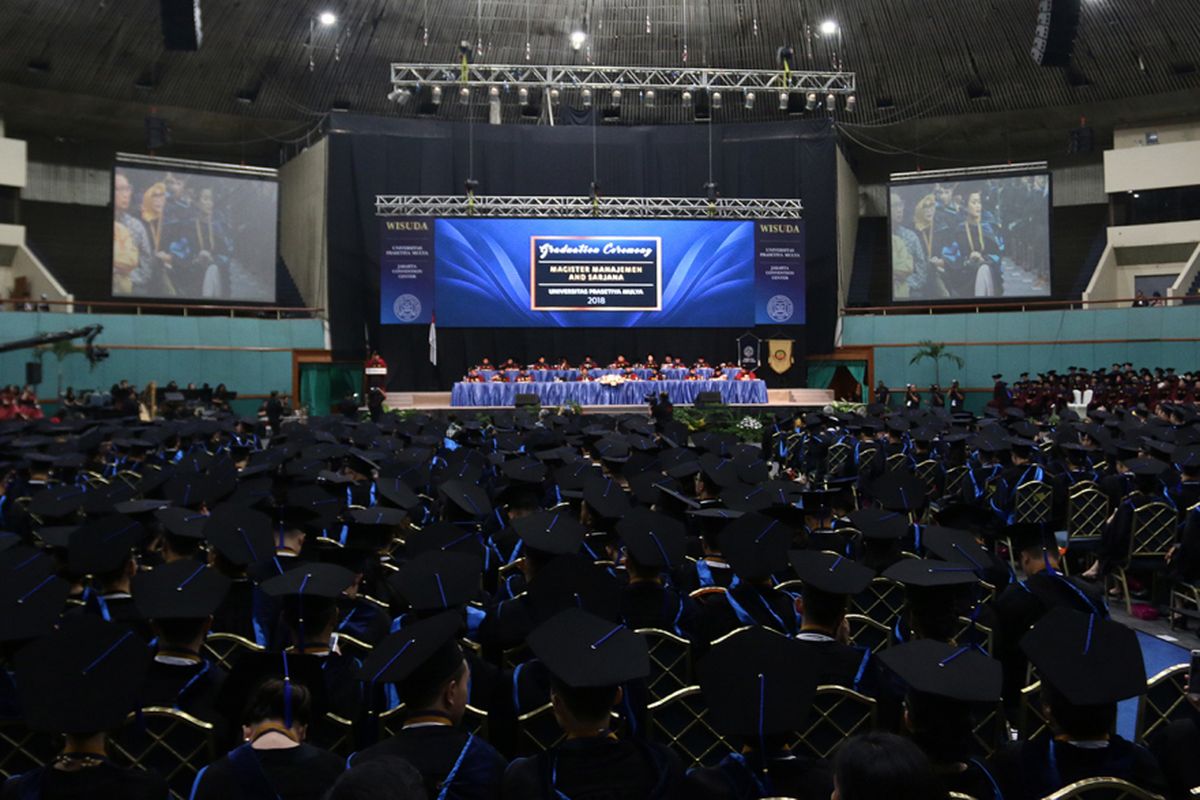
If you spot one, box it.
[385,388,834,412]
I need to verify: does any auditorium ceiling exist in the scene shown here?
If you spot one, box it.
[2,0,1200,169]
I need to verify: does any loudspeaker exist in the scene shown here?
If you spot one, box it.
[514,393,540,407]
[695,391,723,407]
[161,0,203,51]
[25,362,42,386]
[1031,0,1080,67]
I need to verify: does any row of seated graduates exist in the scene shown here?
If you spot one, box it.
[0,405,1197,799]
[472,355,723,371]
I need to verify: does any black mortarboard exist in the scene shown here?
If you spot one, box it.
[67,515,142,575]
[698,453,743,488]
[215,651,329,727]
[719,513,791,581]
[1173,444,1200,470]
[502,458,548,485]
[0,567,70,643]
[867,473,928,512]
[1004,522,1056,554]
[616,508,687,569]
[526,555,622,624]
[920,526,1002,573]
[848,508,909,541]
[358,610,463,688]
[156,506,209,540]
[512,510,586,556]
[788,550,874,595]
[527,607,649,687]
[1020,608,1146,705]
[405,522,489,560]
[28,485,89,519]
[113,499,171,517]
[15,616,150,733]
[204,506,275,567]
[583,475,632,520]
[882,558,980,588]
[388,551,483,612]
[1122,458,1168,477]
[261,562,356,600]
[375,476,420,510]
[132,560,231,620]
[878,639,1001,703]
[699,626,818,737]
[439,479,492,518]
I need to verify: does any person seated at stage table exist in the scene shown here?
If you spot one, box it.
[646,368,665,381]
[489,371,508,382]
[530,356,550,370]
[644,354,657,369]
[711,366,728,381]
[580,355,597,369]
[684,367,701,381]
[609,354,630,369]
[736,369,756,381]
[502,358,518,370]
[695,357,709,368]
[578,367,596,382]
[555,357,571,369]
[662,354,675,367]
[475,357,493,371]
[515,369,534,383]
[464,369,486,383]
[623,366,638,380]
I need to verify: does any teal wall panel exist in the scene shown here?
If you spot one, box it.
[0,312,325,399]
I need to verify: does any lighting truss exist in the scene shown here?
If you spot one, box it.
[374,195,804,219]
[389,63,855,95]
[890,161,1049,183]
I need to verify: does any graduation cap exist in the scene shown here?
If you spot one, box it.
[788,550,874,596]
[1121,458,1168,477]
[699,625,819,737]
[358,610,464,690]
[216,651,329,728]
[525,555,623,624]
[204,506,275,567]
[112,498,171,517]
[882,558,980,588]
[512,510,585,556]
[155,506,209,540]
[527,607,649,688]
[261,562,356,600]
[920,526,1002,574]
[28,485,89,519]
[1173,444,1200,470]
[848,508,909,541]
[439,479,492,518]
[616,508,687,569]
[405,522,489,560]
[67,515,143,575]
[389,551,483,612]
[0,566,71,643]
[867,473,927,512]
[1020,608,1146,705]
[132,560,231,620]
[583,475,632,520]
[376,476,420,510]
[501,457,548,485]
[721,484,776,514]
[698,453,743,488]
[878,639,1002,704]
[719,513,791,581]
[15,616,150,733]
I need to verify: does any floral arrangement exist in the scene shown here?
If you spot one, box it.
[598,374,626,387]
[737,416,764,433]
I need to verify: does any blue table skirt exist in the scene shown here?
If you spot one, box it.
[475,367,738,382]
[451,379,768,407]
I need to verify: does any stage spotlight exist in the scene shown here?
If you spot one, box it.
[387,89,404,102]
[549,87,561,103]
[611,88,623,105]
[805,92,817,111]
[459,86,471,104]
[744,91,755,110]
[431,85,444,105]
[846,94,857,112]
[825,93,836,111]
[581,88,593,107]
[518,87,529,105]
[318,11,337,26]
[570,30,587,50]
[704,181,718,202]
[681,89,694,105]
[710,90,722,109]
[488,85,500,99]
[819,20,839,35]
[644,89,656,107]
[778,91,789,110]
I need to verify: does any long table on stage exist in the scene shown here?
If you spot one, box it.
[450,379,768,407]
[476,367,739,382]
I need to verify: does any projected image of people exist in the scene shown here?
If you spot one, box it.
[889,174,1050,301]
[112,165,278,302]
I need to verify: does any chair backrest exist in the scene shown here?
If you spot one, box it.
[850,577,905,627]
[955,616,994,655]
[792,685,877,759]
[944,465,969,499]
[636,628,692,702]
[688,586,730,609]
[1129,502,1178,559]
[858,447,880,474]
[1042,776,1165,800]
[843,614,891,654]
[914,460,941,494]
[201,632,264,671]
[311,712,356,756]
[0,720,59,779]
[110,707,216,800]
[886,453,909,473]
[1018,680,1050,742]
[826,442,851,476]
[380,703,490,741]
[949,794,982,800]
[516,702,567,755]
[1069,484,1109,540]
[970,701,1007,758]
[646,685,731,770]
[334,633,374,661]
[1014,480,1054,524]
[1135,663,1189,744]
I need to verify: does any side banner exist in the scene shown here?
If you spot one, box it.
[380,218,435,325]
[754,221,806,325]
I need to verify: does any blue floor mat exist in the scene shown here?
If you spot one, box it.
[1115,631,1192,739]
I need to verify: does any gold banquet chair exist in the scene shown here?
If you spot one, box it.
[0,719,59,780]
[792,685,877,760]
[944,465,969,501]
[914,459,942,496]
[825,442,852,478]
[1041,776,1165,800]
[379,703,490,741]
[201,632,264,671]
[646,685,730,770]
[1134,664,1190,745]
[636,628,692,703]
[849,577,906,629]
[843,614,890,654]
[110,707,217,800]
[1068,482,1109,542]
[1110,501,1177,616]
[1018,680,1051,743]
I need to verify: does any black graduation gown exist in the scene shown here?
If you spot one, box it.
[795,634,875,694]
[1150,712,1200,800]
[988,736,1167,800]
[693,584,798,645]
[189,743,345,800]
[501,735,684,800]
[139,657,230,733]
[211,578,258,642]
[935,760,1001,800]
[1,760,168,800]
[350,723,508,800]
[681,751,833,800]
[676,557,735,594]
[619,581,695,637]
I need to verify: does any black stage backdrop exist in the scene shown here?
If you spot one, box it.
[324,113,838,391]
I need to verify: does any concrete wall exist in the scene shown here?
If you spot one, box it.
[1105,139,1200,194]
[0,311,325,400]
